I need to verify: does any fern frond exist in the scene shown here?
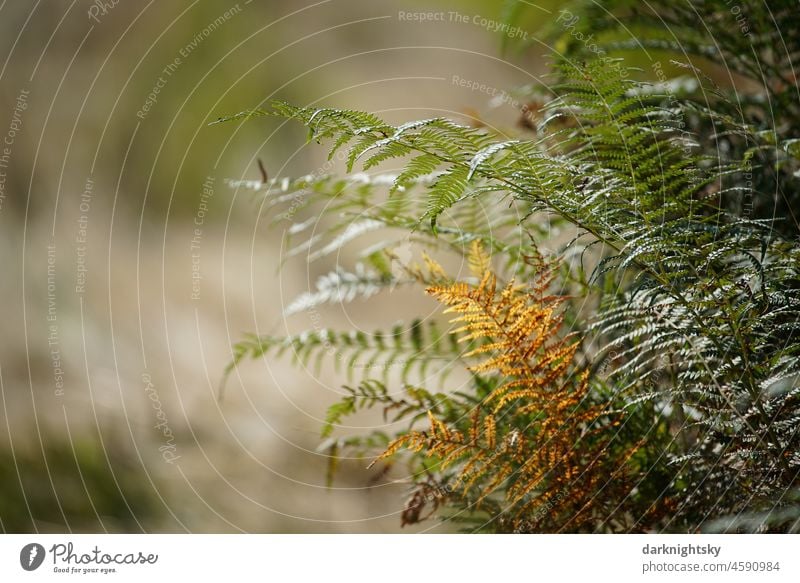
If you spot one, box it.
[225,318,465,386]
[284,263,391,315]
[376,266,642,531]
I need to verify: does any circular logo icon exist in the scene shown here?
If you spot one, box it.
[20,543,46,571]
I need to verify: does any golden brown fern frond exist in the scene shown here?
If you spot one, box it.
[376,261,639,531]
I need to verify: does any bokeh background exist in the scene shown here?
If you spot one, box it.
[0,0,556,532]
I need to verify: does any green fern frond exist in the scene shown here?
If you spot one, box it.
[225,318,465,386]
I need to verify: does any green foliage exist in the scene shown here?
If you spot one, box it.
[0,438,162,533]
[522,0,800,239]
[220,2,799,532]
[225,318,462,386]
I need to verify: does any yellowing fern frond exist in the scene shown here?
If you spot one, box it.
[467,239,491,279]
[421,252,447,282]
[376,265,638,531]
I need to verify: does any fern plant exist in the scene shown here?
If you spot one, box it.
[219,1,799,533]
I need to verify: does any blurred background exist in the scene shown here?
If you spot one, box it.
[0,0,553,532]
